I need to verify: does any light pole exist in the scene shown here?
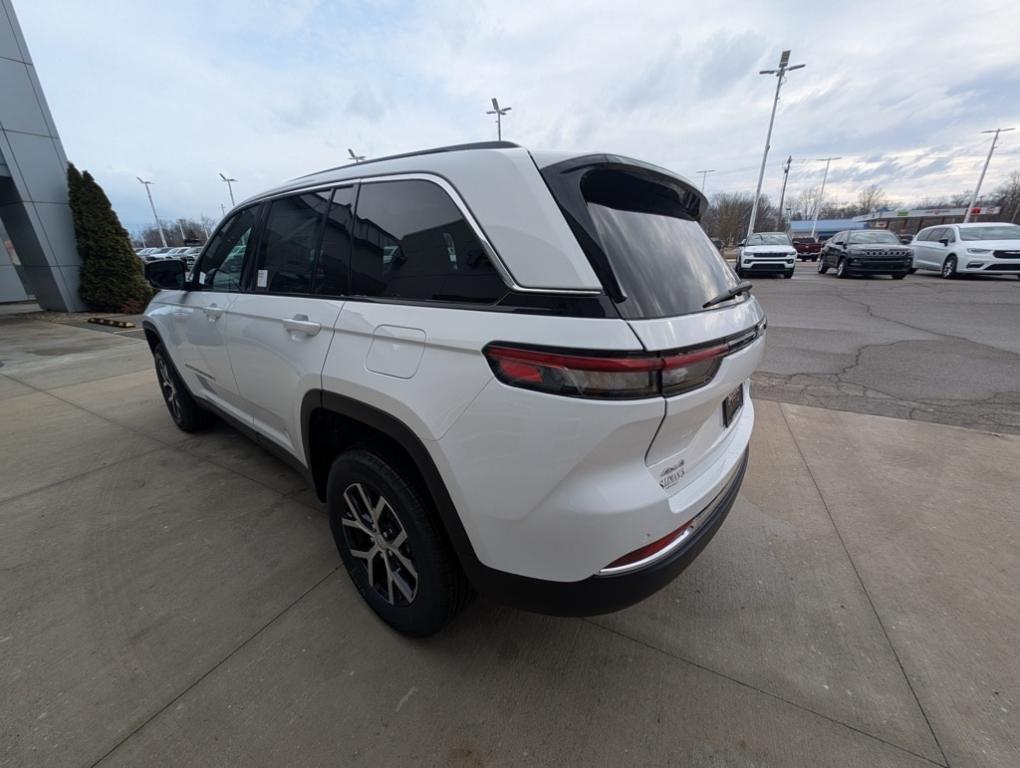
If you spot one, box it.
[963,127,1014,222]
[136,177,167,247]
[810,156,841,238]
[486,97,512,141]
[696,169,716,193]
[219,172,237,207]
[747,50,804,241]
[776,155,792,230]
[348,148,366,164]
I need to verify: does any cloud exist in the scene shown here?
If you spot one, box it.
[12,0,1020,231]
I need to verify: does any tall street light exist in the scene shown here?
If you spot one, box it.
[348,148,366,163]
[746,50,804,241]
[963,127,1015,222]
[810,156,842,238]
[219,172,237,207]
[486,97,512,141]
[136,177,167,247]
[696,169,716,193]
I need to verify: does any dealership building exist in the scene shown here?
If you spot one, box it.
[0,0,84,310]
[852,206,1003,236]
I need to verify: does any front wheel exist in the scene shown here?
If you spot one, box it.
[734,266,743,278]
[941,255,957,279]
[836,258,848,278]
[783,270,793,279]
[153,344,214,432]
[327,448,472,636]
[818,258,829,274]
[892,274,906,280]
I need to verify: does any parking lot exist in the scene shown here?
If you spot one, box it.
[1,276,1018,767]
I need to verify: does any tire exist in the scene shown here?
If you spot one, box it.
[836,258,848,278]
[892,274,905,280]
[783,270,793,279]
[941,255,957,279]
[817,258,829,274]
[907,267,916,274]
[734,266,743,278]
[153,343,214,432]
[327,448,472,636]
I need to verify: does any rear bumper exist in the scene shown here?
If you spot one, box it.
[470,448,747,616]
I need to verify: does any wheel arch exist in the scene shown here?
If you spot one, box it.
[301,390,483,581]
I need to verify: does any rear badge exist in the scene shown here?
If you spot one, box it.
[659,459,686,490]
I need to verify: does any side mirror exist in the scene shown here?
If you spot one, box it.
[145,258,187,290]
[938,238,950,246]
[738,240,746,247]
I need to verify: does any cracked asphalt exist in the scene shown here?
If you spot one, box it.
[750,270,1020,434]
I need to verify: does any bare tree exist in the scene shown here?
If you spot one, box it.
[701,192,779,245]
[994,171,1020,222]
[856,185,887,214]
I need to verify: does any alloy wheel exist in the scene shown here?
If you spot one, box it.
[942,257,956,279]
[156,356,182,423]
[341,482,418,606]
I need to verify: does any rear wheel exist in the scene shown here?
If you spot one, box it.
[153,343,214,432]
[941,255,957,279]
[836,258,848,278]
[327,448,472,636]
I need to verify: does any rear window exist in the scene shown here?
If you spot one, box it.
[579,169,740,318]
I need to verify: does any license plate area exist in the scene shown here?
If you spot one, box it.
[723,385,744,427]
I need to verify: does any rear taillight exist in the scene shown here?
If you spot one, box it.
[483,326,761,400]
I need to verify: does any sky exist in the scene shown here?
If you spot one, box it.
[14,0,1020,233]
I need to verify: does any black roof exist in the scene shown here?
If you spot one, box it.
[298,141,521,179]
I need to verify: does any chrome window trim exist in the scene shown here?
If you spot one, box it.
[238,172,602,297]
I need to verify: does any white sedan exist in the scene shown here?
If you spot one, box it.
[911,222,1020,279]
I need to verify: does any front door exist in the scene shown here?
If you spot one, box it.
[172,205,260,423]
[227,188,354,461]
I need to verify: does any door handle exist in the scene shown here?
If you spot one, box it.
[203,304,225,320]
[283,314,321,336]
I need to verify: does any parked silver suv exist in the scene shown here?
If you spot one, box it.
[143,143,766,635]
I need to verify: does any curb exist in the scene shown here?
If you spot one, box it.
[87,318,135,329]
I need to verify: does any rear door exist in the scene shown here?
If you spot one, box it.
[542,161,765,496]
[226,188,353,461]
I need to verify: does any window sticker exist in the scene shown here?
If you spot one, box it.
[257,269,268,288]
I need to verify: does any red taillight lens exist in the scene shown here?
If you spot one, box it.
[604,520,694,570]
[484,339,740,400]
[485,345,660,399]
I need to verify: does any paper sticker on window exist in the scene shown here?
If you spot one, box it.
[257,269,268,288]
[198,272,206,285]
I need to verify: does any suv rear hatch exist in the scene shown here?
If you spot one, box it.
[538,155,765,495]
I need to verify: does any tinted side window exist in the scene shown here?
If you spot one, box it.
[253,193,330,294]
[944,228,956,242]
[196,206,259,292]
[314,186,355,296]
[351,180,506,304]
[928,227,945,242]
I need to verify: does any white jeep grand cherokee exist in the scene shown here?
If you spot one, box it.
[143,142,766,635]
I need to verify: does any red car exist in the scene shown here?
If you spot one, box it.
[792,237,822,261]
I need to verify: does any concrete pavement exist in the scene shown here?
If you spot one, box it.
[0,315,1017,767]
[752,272,1020,434]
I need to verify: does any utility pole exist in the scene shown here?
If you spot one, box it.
[810,156,841,238]
[747,50,805,241]
[136,177,167,247]
[348,148,366,164]
[219,172,237,207]
[776,155,792,230]
[486,97,512,141]
[696,169,716,193]
[177,219,186,242]
[963,127,1014,222]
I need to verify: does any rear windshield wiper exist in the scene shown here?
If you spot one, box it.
[703,281,753,309]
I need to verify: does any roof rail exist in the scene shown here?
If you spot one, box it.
[296,141,522,179]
